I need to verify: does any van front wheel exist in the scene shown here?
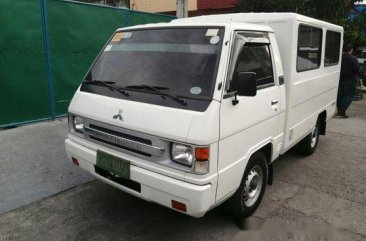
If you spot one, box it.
[226,152,268,219]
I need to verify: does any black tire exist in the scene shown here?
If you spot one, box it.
[225,152,268,219]
[296,120,320,156]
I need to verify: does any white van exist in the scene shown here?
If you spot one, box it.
[65,13,343,218]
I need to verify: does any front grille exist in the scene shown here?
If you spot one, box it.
[95,165,141,193]
[90,124,151,145]
[88,124,151,157]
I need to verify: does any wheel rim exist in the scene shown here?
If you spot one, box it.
[243,165,263,207]
[310,125,318,148]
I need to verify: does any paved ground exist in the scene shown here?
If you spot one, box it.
[0,119,94,214]
[0,100,365,241]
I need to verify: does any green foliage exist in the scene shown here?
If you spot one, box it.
[342,13,366,48]
[237,0,366,47]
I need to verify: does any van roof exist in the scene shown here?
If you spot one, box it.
[117,13,342,33]
[172,13,343,31]
[116,18,273,33]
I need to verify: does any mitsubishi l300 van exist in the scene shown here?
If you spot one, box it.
[65,13,343,218]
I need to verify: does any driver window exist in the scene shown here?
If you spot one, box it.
[228,43,274,93]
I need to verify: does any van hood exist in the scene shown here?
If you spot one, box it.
[68,91,218,143]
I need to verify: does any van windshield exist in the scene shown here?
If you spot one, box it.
[84,28,224,100]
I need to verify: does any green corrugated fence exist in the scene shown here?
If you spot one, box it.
[0,0,175,128]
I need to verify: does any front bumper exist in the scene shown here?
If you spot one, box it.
[65,138,213,217]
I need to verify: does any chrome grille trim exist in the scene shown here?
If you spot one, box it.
[84,126,165,157]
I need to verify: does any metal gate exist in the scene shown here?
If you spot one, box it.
[0,0,174,127]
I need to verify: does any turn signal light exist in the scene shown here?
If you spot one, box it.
[71,157,79,166]
[171,200,187,212]
[195,147,209,161]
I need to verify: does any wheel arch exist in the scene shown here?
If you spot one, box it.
[224,142,273,218]
[318,110,327,135]
[251,142,273,185]
[243,142,273,185]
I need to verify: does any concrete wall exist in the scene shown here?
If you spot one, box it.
[197,0,238,10]
[130,0,197,12]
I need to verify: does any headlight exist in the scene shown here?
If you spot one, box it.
[74,116,84,133]
[171,143,193,166]
[68,114,84,133]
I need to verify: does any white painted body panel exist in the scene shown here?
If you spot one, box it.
[217,87,283,201]
[68,90,222,183]
[176,13,343,153]
[215,28,284,201]
[69,90,195,144]
[65,139,213,218]
[66,13,343,217]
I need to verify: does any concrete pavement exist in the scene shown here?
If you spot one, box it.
[0,99,365,241]
[0,119,94,214]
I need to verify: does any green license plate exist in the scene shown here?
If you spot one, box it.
[96,150,130,179]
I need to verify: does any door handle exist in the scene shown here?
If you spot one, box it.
[271,99,279,105]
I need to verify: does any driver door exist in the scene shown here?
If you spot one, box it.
[216,31,281,201]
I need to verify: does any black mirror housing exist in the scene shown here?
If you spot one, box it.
[237,72,257,96]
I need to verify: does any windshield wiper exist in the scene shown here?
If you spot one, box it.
[125,85,169,90]
[126,84,186,105]
[84,80,130,97]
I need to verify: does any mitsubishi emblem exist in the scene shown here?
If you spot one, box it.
[113,108,124,121]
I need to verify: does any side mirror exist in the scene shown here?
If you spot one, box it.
[237,72,257,97]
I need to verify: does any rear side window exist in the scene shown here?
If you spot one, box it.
[297,25,322,72]
[229,43,274,92]
[325,31,341,66]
